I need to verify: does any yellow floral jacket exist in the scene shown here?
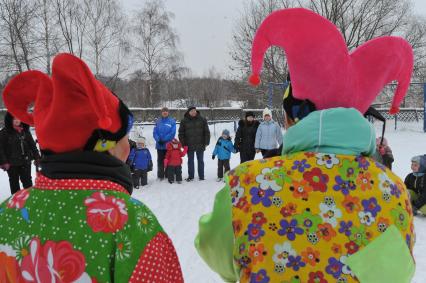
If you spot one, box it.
[229,153,414,283]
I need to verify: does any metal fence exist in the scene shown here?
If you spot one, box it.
[0,107,424,130]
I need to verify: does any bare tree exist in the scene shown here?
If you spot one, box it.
[0,0,38,73]
[131,0,182,106]
[83,0,125,75]
[54,0,87,58]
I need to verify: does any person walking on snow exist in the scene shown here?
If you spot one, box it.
[405,155,426,215]
[212,129,236,182]
[255,108,283,158]
[235,111,260,163]
[0,112,40,195]
[0,53,183,282]
[153,107,176,180]
[164,138,188,184]
[128,137,153,188]
[195,8,415,283]
[178,106,210,181]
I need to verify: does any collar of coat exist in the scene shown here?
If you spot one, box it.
[38,151,133,194]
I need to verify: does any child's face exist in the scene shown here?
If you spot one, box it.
[411,162,420,173]
[172,143,178,149]
[138,142,145,148]
[222,134,228,139]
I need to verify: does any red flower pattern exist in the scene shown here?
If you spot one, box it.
[303,168,329,192]
[7,189,30,209]
[21,238,87,282]
[84,192,128,233]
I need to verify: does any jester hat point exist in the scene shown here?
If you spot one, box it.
[249,8,414,114]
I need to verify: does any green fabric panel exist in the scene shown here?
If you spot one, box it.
[346,225,415,283]
[408,189,418,202]
[283,107,376,156]
[0,188,163,283]
[194,181,239,282]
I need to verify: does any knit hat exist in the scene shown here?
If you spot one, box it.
[411,156,421,164]
[2,53,133,153]
[263,108,272,118]
[245,111,255,118]
[222,129,230,137]
[161,107,169,112]
[249,8,413,115]
[188,106,196,112]
[136,136,146,144]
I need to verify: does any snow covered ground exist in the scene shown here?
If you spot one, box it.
[0,121,425,282]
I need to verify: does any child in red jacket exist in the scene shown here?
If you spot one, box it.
[164,138,188,184]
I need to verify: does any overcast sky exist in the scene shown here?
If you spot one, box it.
[122,0,426,77]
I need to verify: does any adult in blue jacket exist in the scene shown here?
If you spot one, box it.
[153,107,176,180]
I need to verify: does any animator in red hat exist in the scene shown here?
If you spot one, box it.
[196,8,415,283]
[0,53,183,282]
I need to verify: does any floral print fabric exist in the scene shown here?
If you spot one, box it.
[229,152,414,283]
[0,176,183,282]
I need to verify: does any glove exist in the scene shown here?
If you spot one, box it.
[212,155,215,160]
[164,159,169,168]
[0,163,10,171]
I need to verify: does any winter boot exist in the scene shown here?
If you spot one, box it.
[216,178,223,182]
[186,178,193,182]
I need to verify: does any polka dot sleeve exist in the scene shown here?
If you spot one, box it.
[129,232,183,283]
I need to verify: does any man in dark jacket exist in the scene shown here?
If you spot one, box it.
[153,107,176,180]
[234,111,259,163]
[178,106,210,181]
[0,112,40,194]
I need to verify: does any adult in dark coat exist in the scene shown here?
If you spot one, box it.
[0,112,40,194]
[234,111,259,163]
[178,106,210,181]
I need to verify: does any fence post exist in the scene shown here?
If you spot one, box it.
[424,83,426,133]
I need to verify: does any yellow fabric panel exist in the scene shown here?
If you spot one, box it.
[229,152,415,283]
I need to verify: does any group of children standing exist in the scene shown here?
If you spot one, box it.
[127,128,237,189]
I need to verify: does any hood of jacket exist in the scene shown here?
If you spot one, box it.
[4,112,30,131]
[283,107,376,156]
[184,110,201,120]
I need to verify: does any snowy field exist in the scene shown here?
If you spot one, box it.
[0,121,425,282]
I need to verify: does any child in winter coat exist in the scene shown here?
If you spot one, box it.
[373,137,394,169]
[164,138,188,184]
[405,155,426,215]
[212,129,236,182]
[128,137,153,188]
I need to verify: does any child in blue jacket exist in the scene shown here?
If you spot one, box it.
[128,137,153,188]
[212,129,236,182]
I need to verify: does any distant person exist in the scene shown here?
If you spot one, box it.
[255,108,283,158]
[234,111,259,163]
[405,155,426,215]
[128,137,153,188]
[178,106,210,181]
[212,129,236,182]
[153,107,176,180]
[164,138,188,184]
[0,112,40,195]
[373,137,394,169]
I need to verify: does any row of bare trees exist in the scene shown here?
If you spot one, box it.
[0,0,425,109]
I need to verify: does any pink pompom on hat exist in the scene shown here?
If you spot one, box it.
[249,8,414,114]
